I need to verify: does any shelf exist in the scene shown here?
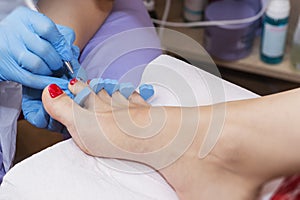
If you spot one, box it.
[215,38,300,83]
[155,0,300,83]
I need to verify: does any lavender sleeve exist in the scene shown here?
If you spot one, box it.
[0,82,22,183]
[79,0,162,87]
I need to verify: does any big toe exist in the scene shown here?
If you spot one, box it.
[42,84,90,153]
[42,84,74,127]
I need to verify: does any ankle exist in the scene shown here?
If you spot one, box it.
[160,157,259,200]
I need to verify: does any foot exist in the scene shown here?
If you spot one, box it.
[42,81,266,200]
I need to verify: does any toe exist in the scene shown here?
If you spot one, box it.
[69,78,89,95]
[42,84,74,126]
[42,84,90,153]
[97,89,112,105]
[128,91,149,107]
[69,78,108,111]
[111,92,130,108]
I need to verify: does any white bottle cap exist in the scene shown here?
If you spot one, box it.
[266,0,290,19]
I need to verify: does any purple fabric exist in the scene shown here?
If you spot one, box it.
[0,158,5,184]
[79,0,162,85]
[0,146,4,183]
[0,82,21,184]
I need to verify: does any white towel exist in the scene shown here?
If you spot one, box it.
[1,55,278,200]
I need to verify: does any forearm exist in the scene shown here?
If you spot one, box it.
[38,0,113,50]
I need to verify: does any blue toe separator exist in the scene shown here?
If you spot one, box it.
[139,84,154,101]
[74,87,91,106]
[119,83,135,99]
[104,79,119,96]
[89,78,104,93]
[76,67,88,82]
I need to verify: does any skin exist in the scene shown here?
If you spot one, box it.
[15,0,114,161]
[38,0,114,50]
[14,1,298,198]
[19,1,300,198]
[42,80,300,200]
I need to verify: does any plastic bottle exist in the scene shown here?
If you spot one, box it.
[291,16,300,70]
[183,0,208,22]
[260,0,290,64]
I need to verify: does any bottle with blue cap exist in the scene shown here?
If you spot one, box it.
[260,0,291,64]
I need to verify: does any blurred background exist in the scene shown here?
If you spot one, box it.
[144,0,300,96]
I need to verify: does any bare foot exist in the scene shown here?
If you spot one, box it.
[42,81,278,200]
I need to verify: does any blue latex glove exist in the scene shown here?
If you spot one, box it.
[22,62,81,132]
[22,24,82,132]
[0,7,74,88]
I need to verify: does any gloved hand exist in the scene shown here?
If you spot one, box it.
[0,7,74,88]
[22,64,80,132]
[22,24,82,132]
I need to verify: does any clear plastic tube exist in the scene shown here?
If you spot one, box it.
[153,0,270,28]
[158,0,171,37]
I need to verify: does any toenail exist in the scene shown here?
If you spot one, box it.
[70,78,78,85]
[48,84,64,98]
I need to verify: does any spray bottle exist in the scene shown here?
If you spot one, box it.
[260,0,290,64]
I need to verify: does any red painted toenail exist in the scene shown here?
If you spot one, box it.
[70,78,78,85]
[87,79,91,85]
[48,84,63,98]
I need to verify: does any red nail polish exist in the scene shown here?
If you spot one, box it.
[70,78,78,85]
[87,79,91,85]
[48,84,63,98]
